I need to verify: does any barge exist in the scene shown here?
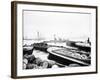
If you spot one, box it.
[47,47,91,66]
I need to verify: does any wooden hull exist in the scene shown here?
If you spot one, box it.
[47,47,90,66]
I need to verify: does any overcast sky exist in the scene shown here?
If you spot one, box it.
[23,10,91,41]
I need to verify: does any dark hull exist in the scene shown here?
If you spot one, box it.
[23,47,34,55]
[66,41,91,52]
[47,47,90,66]
[48,53,90,66]
[33,43,48,52]
[34,46,48,52]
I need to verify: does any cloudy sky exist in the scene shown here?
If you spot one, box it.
[23,10,91,41]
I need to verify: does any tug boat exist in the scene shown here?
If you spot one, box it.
[33,42,48,52]
[75,42,91,52]
[66,39,91,52]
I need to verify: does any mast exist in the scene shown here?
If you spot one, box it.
[37,31,40,41]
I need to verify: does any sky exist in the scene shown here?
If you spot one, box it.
[23,10,91,41]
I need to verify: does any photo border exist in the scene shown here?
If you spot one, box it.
[11,1,98,79]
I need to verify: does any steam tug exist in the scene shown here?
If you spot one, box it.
[33,42,48,52]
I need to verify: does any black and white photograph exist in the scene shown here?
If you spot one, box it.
[23,10,91,69]
[11,1,97,78]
